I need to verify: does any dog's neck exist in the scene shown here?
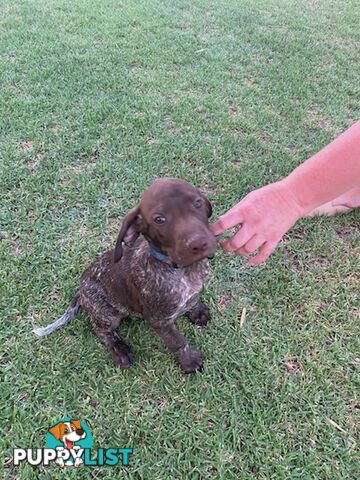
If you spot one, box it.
[148,244,168,263]
[148,243,178,268]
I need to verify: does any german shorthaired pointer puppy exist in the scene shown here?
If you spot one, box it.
[34,178,217,373]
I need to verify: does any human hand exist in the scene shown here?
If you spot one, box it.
[211,180,304,265]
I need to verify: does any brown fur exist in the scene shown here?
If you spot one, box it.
[36,178,217,373]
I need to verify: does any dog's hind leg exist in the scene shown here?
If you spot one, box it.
[94,324,134,368]
[185,301,210,327]
[80,283,134,368]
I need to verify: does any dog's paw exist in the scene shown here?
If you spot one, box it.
[111,342,134,368]
[176,345,203,373]
[186,303,210,326]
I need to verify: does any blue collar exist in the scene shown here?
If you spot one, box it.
[148,244,178,268]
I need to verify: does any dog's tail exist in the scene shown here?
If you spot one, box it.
[33,293,81,336]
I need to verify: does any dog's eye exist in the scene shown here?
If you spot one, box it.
[154,215,166,225]
[64,428,69,433]
[194,198,203,209]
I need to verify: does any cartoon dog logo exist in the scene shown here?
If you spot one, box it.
[48,419,86,467]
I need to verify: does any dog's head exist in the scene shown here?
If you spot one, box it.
[114,178,217,267]
[48,420,86,449]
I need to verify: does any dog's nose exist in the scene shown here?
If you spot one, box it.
[76,428,85,436]
[188,237,209,254]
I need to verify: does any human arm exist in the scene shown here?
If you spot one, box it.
[211,121,360,265]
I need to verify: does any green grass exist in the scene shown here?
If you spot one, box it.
[1,0,359,478]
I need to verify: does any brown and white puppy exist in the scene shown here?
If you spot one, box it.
[34,178,217,373]
[48,420,86,467]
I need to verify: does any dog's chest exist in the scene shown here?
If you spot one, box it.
[162,263,209,317]
[126,244,210,319]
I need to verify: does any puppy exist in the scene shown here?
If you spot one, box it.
[35,178,217,373]
[48,420,86,467]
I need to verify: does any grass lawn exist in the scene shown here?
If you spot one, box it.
[1,0,359,478]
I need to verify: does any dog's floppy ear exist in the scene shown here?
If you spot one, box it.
[205,197,213,218]
[49,423,62,441]
[114,207,141,262]
[71,419,81,430]
[199,191,212,218]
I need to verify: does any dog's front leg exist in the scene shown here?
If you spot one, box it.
[148,317,203,373]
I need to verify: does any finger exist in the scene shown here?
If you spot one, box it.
[235,235,265,256]
[221,225,252,252]
[247,241,277,265]
[210,206,245,236]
